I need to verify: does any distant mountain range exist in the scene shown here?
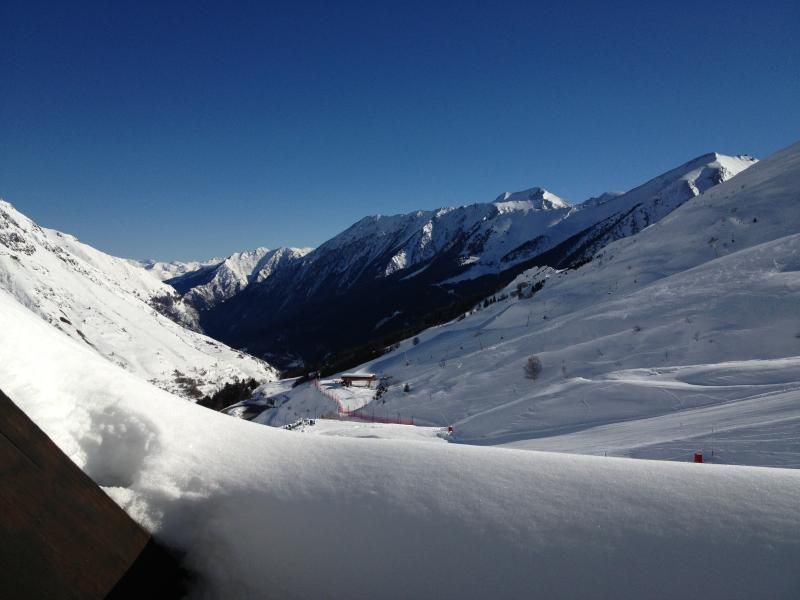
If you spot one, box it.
[165,152,756,369]
[0,151,757,377]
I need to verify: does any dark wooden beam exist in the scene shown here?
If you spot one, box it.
[0,389,151,599]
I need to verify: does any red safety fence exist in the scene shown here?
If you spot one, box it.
[313,379,414,425]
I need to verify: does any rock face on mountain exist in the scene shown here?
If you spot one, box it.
[0,201,278,397]
[173,153,757,369]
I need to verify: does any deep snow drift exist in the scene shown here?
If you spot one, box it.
[0,201,278,396]
[2,286,799,599]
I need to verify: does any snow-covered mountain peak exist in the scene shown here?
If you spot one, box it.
[565,152,758,228]
[137,256,226,281]
[220,246,273,279]
[251,246,312,283]
[167,245,312,309]
[494,186,570,210]
[653,152,756,189]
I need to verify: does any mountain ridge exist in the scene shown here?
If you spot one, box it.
[189,151,756,368]
[254,141,800,467]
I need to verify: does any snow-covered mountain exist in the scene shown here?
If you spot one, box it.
[168,245,312,310]
[0,200,278,397]
[273,152,754,287]
[301,187,571,287]
[135,256,225,281]
[192,152,755,368]
[494,185,571,208]
[260,141,800,469]
[517,152,759,272]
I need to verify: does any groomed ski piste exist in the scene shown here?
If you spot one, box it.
[1,142,799,598]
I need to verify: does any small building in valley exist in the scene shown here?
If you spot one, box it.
[340,373,378,388]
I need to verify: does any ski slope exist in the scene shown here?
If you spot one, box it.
[262,142,800,469]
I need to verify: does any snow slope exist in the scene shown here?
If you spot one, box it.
[1,288,799,599]
[0,200,278,397]
[267,143,798,468]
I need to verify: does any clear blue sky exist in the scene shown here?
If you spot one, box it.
[2,0,798,261]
